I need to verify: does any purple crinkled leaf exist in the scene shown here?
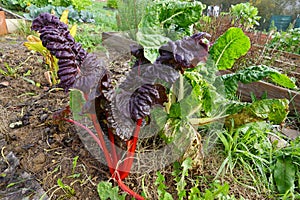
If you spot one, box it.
[155,32,211,72]
[130,44,151,68]
[129,84,168,122]
[31,13,88,92]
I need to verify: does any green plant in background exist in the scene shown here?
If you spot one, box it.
[116,0,148,40]
[15,20,36,37]
[0,0,30,11]
[24,5,95,23]
[230,2,261,31]
[106,0,118,9]
[74,24,105,52]
[28,0,92,10]
[70,0,91,10]
[267,28,300,55]
[85,1,118,31]
[137,0,205,63]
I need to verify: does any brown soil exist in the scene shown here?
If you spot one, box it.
[0,35,109,200]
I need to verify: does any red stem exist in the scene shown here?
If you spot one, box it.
[82,94,115,174]
[108,128,119,168]
[89,113,115,174]
[62,118,103,151]
[119,119,143,180]
[81,94,144,198]
[117,178,145,200]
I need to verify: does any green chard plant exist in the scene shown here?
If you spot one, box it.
[230,2,261,31]
[267,28,300,55]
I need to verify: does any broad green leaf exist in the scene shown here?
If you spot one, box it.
[274,157,296,194]
[221,65,297,99]
[209,27,250,70]
[248,99,289,124]
[97,181,126,200]
[226,99,289,127]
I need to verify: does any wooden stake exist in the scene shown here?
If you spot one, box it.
[0,11,8,35]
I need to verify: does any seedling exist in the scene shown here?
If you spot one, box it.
[0,63,18,78]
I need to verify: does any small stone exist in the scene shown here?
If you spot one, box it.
[33,152,46,165]
[0,81,9,87]
[9,121,23,129]
[40,114,48,122]
[44,127,51,134]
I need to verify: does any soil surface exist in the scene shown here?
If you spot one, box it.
[0,35,109,199]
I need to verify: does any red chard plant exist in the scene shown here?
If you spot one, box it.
[31,12,294,199]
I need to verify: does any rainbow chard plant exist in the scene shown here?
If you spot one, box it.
[31,13,211,199]
[31,12,294,199]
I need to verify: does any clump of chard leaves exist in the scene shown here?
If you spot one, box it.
[146,27,295,146]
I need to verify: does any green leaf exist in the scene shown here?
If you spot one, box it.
[221,65,297,99]
[181,157,192,176]
[69,90,86,121]
[274,157,296,194]
[209,27,251,70]
[176,157,192,200]
[97,181,126,200]
[137,0,205,63]
[155,172,173,200]
[188,186,201,199]
[248,99,289,124]
[226,99,289,127]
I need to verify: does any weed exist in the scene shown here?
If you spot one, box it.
[57,178,76,197]
[16,20,36,37]
[74,24,106,52]
[0,62,18,78]
[172,158,192,200]
[155,171,173,200]
[97,181,126,200]
[153,157,239,199]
